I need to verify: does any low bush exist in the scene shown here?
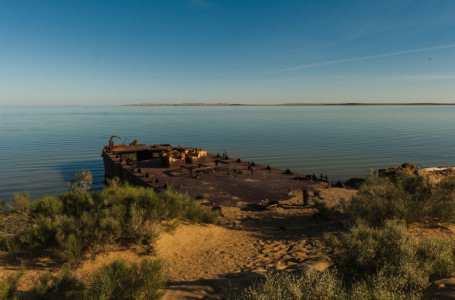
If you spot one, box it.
[235,268,346,300]
[235,220,455,300]
[345,173,455,226]
[233,268,424,300]
[430,176,455,222]
[34,258,165,300]
[234,172,455,299]
[68,169,92,194]
[0,176,220,262]
[0,270,23,300]
[324,219,455,287]
[90,259,165,300]
[348,272,422,300]
[35,269,86,300]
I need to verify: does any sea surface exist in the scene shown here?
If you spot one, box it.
[1,105,455,201]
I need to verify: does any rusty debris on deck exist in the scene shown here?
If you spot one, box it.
[102,138,331,206]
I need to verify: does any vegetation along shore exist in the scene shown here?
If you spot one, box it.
[2,165,455,299]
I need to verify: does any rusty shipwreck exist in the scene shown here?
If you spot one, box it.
[102,138,327,205]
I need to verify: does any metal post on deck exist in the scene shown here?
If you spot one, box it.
[303,188,310,207]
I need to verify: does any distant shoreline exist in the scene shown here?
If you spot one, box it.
[2,103,455,107]
[124,102,455,106]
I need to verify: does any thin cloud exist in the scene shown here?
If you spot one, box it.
[266,43,455,74]
[258,74,455,83]
[399,74,455,80]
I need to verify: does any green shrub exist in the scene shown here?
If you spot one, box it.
[32,196,63,217]
[349,272,422,300]
[233,173,455,300]
[344,173,455,226]
[34,259,164,300]
[68,169,92,194]
[236,268,346,300]
[430,176,455,222]
[0,270,23,300]
[235,220,455,300]
[345,173,424,226]
[416,238,455,281]
[232,268,426,300]
[35,269,87,300]
[0,193,34,252]
[324,219,455,290]
[0,175,219,261]
[0,283,8,300]
[90,259,165,300]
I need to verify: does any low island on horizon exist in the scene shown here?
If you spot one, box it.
[123,102,455,106]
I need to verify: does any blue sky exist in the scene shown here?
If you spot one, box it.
[1,0,455,105]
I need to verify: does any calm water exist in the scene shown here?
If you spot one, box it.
[1,105,455,201]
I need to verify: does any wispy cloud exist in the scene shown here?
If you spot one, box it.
[258,74,455,83]
[399,74,455,80]
[265,43,455,74]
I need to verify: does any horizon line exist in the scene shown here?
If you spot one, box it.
[123,102,455,106]
[2,102,455,107]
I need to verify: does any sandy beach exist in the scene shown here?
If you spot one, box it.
[2,183,455,299]
[0,186,353,297]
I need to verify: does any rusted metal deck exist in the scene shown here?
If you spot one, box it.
[102,139,327,206]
